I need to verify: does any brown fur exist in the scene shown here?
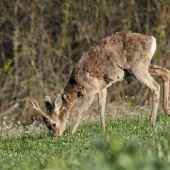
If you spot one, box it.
[31,32,170,136]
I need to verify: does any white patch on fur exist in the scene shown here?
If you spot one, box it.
[151,36,157,56]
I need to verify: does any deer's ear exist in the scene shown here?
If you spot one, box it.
[54,94,62,113]
[45,96,53,111]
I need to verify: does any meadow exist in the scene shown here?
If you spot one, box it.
[1,1,170,169]
[1,105,170,170]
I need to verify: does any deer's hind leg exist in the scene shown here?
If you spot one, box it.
[148,65,170,115]
[98,88,107,130]
[132,68,160,124]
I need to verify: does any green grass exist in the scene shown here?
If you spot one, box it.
[1,108,170,170]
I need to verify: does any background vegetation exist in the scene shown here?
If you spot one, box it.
[0,0,170,125]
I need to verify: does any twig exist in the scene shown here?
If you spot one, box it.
[0,103,19,117]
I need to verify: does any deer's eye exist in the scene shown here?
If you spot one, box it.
[53,123,56,127]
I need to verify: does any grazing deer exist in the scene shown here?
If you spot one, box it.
[30,31,170,137]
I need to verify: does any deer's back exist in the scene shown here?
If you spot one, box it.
[71,32,155,87]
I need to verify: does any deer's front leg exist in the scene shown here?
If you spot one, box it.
[98,88,107,130]
[72,93,94,134]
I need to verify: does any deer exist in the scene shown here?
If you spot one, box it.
[30,31,170,137]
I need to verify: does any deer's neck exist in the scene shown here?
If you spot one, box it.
[59,83,78,122]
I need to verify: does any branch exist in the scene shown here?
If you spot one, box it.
[0,103,19,117]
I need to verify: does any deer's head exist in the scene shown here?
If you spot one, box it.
[30,94,65,137]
